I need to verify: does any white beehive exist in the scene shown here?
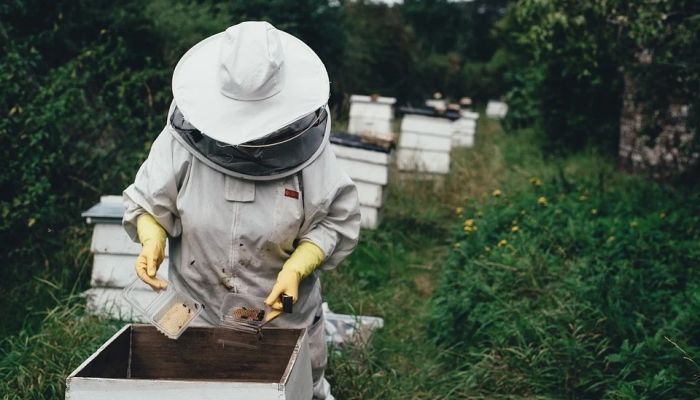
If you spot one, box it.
[486,100,508,119]
[65,324,312,400]
[331,133,393,229]
[82,196,169,321]
[452,110,479,148]
[347,94,396,136]
[397,109,458,175]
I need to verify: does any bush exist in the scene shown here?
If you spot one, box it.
[430,172,700,398]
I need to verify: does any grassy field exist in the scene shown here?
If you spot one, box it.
[2,117,697,399]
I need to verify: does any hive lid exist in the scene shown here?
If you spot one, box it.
[330,132,393,153]
[399,105,460,121]
[81,195,125,224]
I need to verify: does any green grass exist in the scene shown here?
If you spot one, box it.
[0,298,121,399]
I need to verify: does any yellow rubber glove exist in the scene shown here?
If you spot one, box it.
[135,213,167,290]
[264,241,325,312]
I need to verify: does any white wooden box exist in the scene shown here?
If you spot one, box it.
[460,110,479,120]
[330,139,391,229]
[397,148,450,174]
[65,324,312,400]
[452,134,475,148]
[348,117,391,137]
[360,205,381,230]
[331,143,391,167]
[486,101,508,119]
[453,119,476,132]
[354,180,383,208]
[335,157,389,186]
[400,131,452,152]
[400,114,454,137]
[348,94,396,136]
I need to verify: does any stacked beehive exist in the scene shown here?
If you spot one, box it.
[330,133,391,229]
[81,195,168,321]
[452,110,479,148]
[347,94,395,135]
[397,107,459,175]
[332,94,396,229]
[486,100,509,119]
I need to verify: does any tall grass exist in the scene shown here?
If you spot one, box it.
[0,298,121,399]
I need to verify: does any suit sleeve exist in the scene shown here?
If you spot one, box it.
[122,129,190,242]
[300,173,361,270]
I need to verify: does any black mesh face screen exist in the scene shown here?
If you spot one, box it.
[171,106,327,177]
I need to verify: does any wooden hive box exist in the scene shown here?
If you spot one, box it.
[330,132,393,229]
[452,111,479,148]
[486,100,508,119]
[347,94,396,136]
[66,324,312,400]
[396,108,459,175]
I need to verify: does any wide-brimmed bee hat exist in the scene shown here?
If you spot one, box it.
[171,21,330,146]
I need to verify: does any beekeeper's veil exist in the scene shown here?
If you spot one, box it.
[168,21,330,180]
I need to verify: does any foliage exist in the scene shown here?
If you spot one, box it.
[499,0,700,155]
[0,0,171,336]
[430,156,700,398]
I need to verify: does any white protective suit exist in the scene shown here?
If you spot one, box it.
[122,105,361,399]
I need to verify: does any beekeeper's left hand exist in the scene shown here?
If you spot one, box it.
[265,241,325,310]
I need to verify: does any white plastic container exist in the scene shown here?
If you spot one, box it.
[122,277,203,340]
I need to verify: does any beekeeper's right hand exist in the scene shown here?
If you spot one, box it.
[135,213,168,290]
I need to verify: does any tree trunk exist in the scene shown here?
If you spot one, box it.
[619,73,698,181]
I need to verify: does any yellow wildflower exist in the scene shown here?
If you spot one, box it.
[538,196,548,206]
[529,177,543,186]
[591,208,598,215]
[579,194,588,202]
[453,243,462,249]
[498,239,508,247]
[484,246,491,252]
[607,236,615,243]
[492,189,502,197]
[511,226,520,233]
[463,225,477,234]
[464,219,475,227]
[455,207,464,216]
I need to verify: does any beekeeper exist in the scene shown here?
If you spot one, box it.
[122,21,360,399]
